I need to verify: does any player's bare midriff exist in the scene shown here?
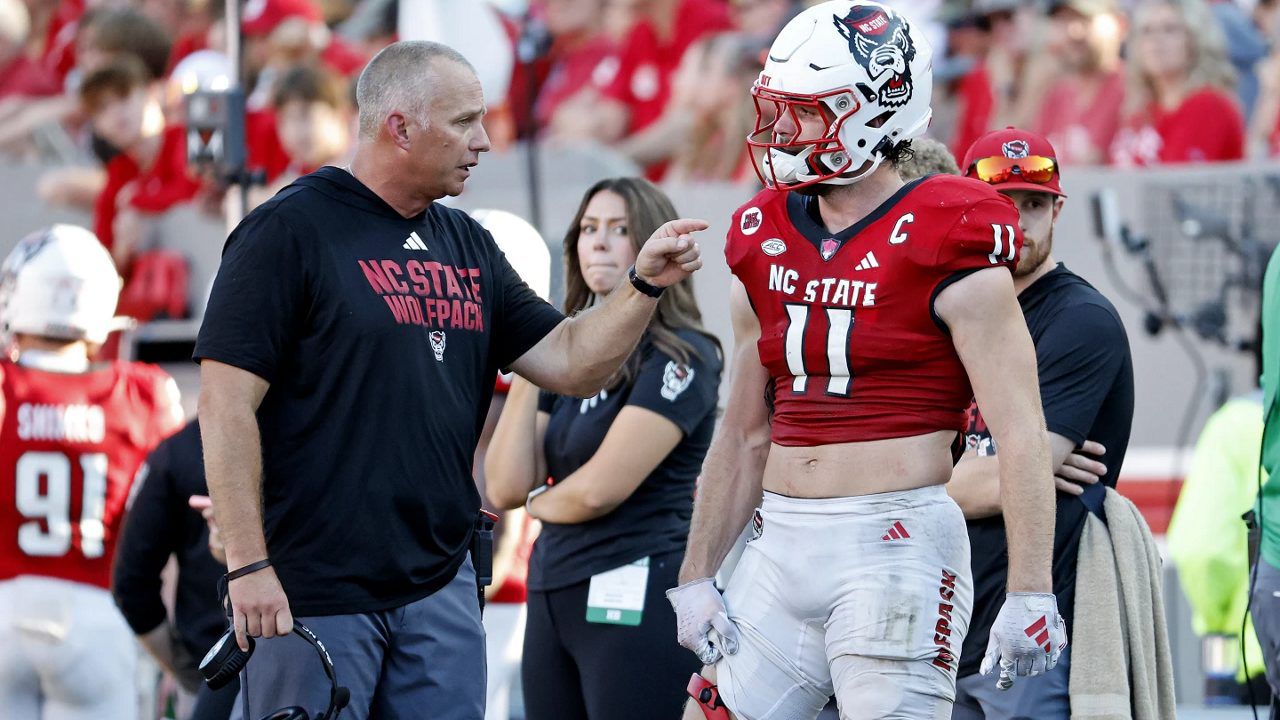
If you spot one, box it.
[762,429,956,499]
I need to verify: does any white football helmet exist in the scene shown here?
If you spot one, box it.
[749,0,933,189]
[0,225,123,344]
[472,209,552,300]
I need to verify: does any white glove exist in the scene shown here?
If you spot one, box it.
[666,577,740,665]
[980,592,1067,690]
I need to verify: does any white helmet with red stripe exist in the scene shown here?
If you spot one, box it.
[749,0,933,189]
[0,225,123,344]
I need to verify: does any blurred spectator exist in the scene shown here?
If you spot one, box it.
[730,0,802,41]
[239,0,365,182]
[560,0,732,176]
[539,0,635,139]
[76,7,174,86]
[248,64,352,207]
[167,0,224,73]
[947,0,1036,160]
[894,135,961,180]
[1208,0,1267,120]
[0,6,173,159]
[1024,0,1128,165]
[1110,0,1242,166]
[114,419,238,720]
[0,0,59,100]
[1246,0,1280,156]
[644,32,762,184]
[80,55,200,267]
[1167,393,1270,705]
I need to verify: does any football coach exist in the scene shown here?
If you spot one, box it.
[194,41,705,719]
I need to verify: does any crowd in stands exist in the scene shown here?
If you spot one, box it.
[0,0,1275,311]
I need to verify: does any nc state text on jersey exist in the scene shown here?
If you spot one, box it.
[359,259,486,331]
[768,263,878,307]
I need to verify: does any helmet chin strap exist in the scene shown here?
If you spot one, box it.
[763,145,887,189]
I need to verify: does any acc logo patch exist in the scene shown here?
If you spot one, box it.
[1002,140,1029,159]
[760,238,787,256]
[749,508,764,542]
[740,207,763,236]
[660,361,695,401]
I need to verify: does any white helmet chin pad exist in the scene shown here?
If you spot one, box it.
[0,225,122,344]
[748,1,933,189]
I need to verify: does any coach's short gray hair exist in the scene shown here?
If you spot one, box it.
[355,40,474,139]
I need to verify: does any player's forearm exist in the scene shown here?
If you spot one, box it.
[198,393,268,568]
[485,380,546,510]
[678,428,770,584]
[998,434,1055,592]
[138,621,183,676]
[555,282,657,397]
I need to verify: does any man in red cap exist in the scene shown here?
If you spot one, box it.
[948,127,1135,718]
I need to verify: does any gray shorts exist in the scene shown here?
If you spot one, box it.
[1253,557,1280,715]
[951,645,1070,720]
[233,558,485,720]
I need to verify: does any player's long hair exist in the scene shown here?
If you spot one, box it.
[562,177,722,389]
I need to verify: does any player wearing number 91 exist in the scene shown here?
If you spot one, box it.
[668,3,1066,719]
[0,225,183,718]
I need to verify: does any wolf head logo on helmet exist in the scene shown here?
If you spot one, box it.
[748,1,932,190]
[833,5,916,108]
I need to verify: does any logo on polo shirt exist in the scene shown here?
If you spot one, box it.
[403,231,428,251]
[660,361,694,401]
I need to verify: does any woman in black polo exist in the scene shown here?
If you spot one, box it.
[486,177,722,720]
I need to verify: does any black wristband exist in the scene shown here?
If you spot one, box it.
[225,558,272,582]
[628,265,664,298]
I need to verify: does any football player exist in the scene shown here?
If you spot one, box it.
[0,225,182,717]
[667,3,1066,719]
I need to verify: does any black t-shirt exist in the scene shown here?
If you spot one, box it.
[113,420,227,661]
[527,330,722,591]
[957,264,1134,678]
[193,167,564,615]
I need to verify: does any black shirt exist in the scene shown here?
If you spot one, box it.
[194,167,564,615]
[528,330,722,591]
[957,264,1134,678]
[113,420,226,661]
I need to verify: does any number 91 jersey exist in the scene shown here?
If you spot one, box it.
[726,175,1023,447]
[0,360,181,589]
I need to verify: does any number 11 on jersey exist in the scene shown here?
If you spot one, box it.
[784,304,854,396]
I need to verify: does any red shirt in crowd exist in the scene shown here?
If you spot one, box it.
[0,54,61,99]
[1110,87,1244,167]
[245,109,292,182]
[951,61,994,163]
[1031,68,1126,166]
[603,0,732,135]
[41,0,84,86]
[534,34,623,132]
[94,125,201,251]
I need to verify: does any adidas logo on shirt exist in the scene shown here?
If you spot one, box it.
[855,251,879,271]
[403,231,428,251]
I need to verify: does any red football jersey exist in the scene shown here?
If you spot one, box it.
[725,175,1023,446]
[0,360,180,589]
